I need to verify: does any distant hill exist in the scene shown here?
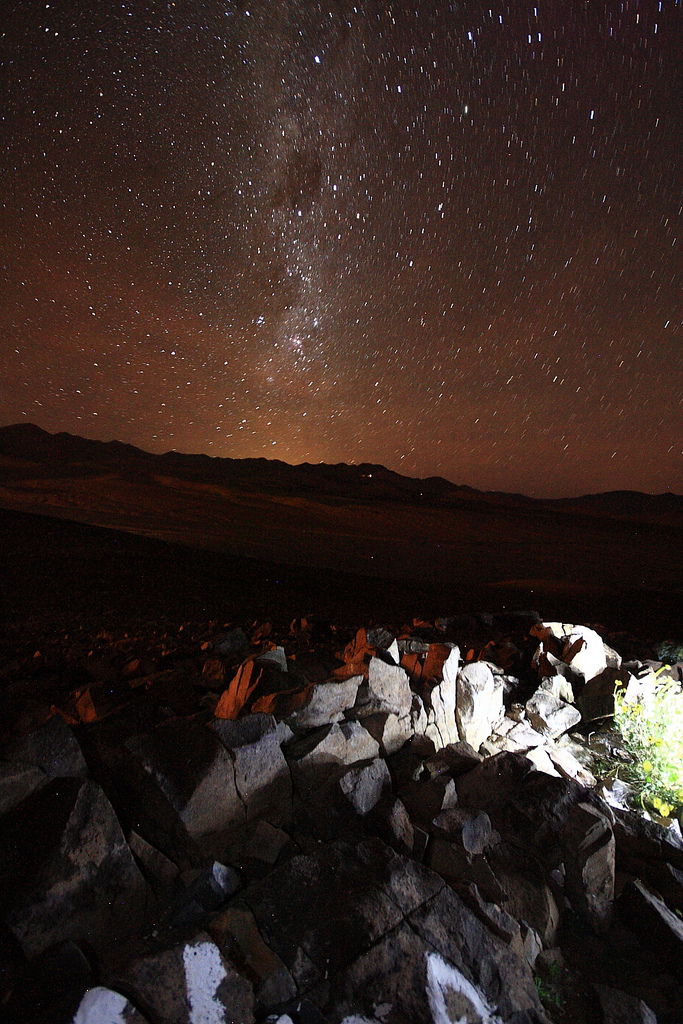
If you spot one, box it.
[1,423,682,623]
[1,422,680,521]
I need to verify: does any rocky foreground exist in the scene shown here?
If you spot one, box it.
[1,610,682,1024]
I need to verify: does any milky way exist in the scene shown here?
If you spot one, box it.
[1,1,681,496]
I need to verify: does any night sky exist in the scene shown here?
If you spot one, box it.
[1,1,681,497]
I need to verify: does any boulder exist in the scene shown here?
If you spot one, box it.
[595,984,658,1024]
[1,716,87,778]
[532,621,607,683]
[619,879,683,969]
[579,667,631,722]
[227,731,292,826]
[287,721,380,791]
[358,710,412,755]
[400,775,458,826]
[123,720,245,850]
[547,745,597,787]
[0,778,151,957]
[407,884,545,1021]
[431,808,494,855]
[243,838,443,990]
[112,932,254,1024]
[367,795,415,854]
[524,746,561,776]
[455,662,504,751]
[0,761,47,815]
[422,645,460,750]
[525,689,582,739]
[128,829,180,901]
[286,677,362,728]
[561,801,615,931]
[364,657,413,717]
[338,758,391,815]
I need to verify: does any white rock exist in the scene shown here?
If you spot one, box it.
[367,657,413,717]
[455,662,504,751]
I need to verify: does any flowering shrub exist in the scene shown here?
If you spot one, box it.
[613,677,683,818]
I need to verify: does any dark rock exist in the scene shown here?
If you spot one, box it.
[408,884,546,1021]
[211,903,296,1013]
[243,838,443,988]
[122,719,245,850]
[0,761,47,815]
[179,861,241,912]
[0,778,151,958]
[211,711,276,749]
[112,932,254,1024]
[431,808,494,855]
[366,795,415,854]
[243,820,290,865]
[619,878,683,969]
[128,829,180,901]
[561,801,615,931]
[213,628,249,658]
[613,807,683,872]
[399,774,458,826]
[595,984,657,1024]
[579,667,631,722]
[338,757,391,815]
[1,716,87,778]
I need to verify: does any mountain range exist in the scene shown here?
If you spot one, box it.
[1,422,681,636]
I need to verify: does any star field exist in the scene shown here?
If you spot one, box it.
[1,1,681,496]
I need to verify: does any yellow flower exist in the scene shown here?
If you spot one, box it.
[642,761,653,773]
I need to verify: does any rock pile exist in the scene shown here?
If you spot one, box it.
[0,611,681,1023]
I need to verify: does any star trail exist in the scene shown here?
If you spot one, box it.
[1,1,681,496]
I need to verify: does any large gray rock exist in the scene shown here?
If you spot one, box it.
[408,885,545,1022]
[423,645,460,750]
[525,690,582,739]
[365,657,413,717]
[595,984,657,1024]
[455,662,504,750]
[359,710,413,755]
[123,719,245,846]
[287,721,380,791]
[229,731,292,826]
[0,778,151,957]
[287,677,362,728]
[112,932,254,1024]
[319,925,517,1024]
